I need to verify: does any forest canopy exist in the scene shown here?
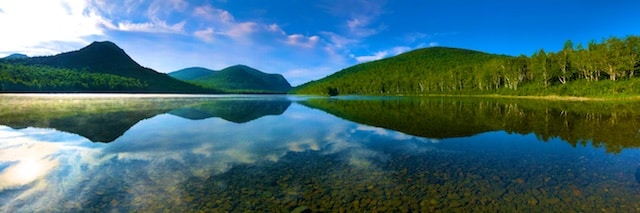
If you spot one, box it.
[0,62,148,92]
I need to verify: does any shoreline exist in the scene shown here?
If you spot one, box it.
[393,93,640,101]
[4,92,640,101]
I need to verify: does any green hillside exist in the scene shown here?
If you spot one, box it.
[170,65,292,94]
[293,47,509,95]
[2,53,28,60]
[169,67,213,81]
[1,41,216,93]
[293,35,640,97]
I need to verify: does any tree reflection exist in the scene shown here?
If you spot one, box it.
[301,97,640,154]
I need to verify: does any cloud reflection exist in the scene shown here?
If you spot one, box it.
[0,104,438,211]
[0,126,101,211]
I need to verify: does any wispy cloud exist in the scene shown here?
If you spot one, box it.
[346,17,385,37]
[224,22,258,41]
[352,45,413,63]
[321,0,387,38]
[266,24,286,35]
[193,5,234,23]
[117,20,186,33]
[392,46,411,55]
[321,31,359,49]
[353,51,388,63]
[286,34,320,48]
[191,5,259,42]
[146,0,188,20]
[194,28,215,42]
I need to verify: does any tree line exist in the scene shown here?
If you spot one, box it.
[0,62,148,92]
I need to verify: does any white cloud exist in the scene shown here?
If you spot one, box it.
[117,20,185,33]
[346,17,382,37]
[392,46,411,55]
[191,5,259,42]
[429,42,439,47]
[146,0,188,20]
[321,31,359,49]
[350,45,414,64]
[194,28,215,42]
[267,24,286,35]
[265,24,321,49]
[224,22,258,40]
[0,0,108,56]
[286,34,319,48]
[194,5,234,23]
[354,51,388,63]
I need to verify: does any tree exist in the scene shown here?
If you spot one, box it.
[555,40,574,84]
[531,49,551,88]
[623,36,640,78]
[601,37,626,81]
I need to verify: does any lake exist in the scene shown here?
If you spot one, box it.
[1,94,640,212]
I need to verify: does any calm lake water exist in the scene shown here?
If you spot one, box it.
[1,94,640,212]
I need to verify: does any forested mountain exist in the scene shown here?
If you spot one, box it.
[0,41,216,93]
[293,35,640,97]
[169,65,292,94]
[2,53,28,60]
[168,67,213,81]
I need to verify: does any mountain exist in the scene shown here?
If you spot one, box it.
[292,47,509,95]
[294,36,640,97]
[1,41,215,93]
[169,65,292,93]
[2,53,28,60]
[168,67,213,81]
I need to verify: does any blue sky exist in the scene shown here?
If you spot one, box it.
[1,0,639,85]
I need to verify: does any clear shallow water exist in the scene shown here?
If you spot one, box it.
[1,94,640,212]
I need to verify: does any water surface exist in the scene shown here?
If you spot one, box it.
[1,94,640,212]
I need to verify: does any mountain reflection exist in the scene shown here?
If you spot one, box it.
[0,95,291,142]
[168,98,291,123]
[301,97,640,153]
[1,103,426,211]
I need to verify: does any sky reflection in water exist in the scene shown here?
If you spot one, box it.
[1,95,640,212]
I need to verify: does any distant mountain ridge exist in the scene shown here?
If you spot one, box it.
[169,67,213,81]
[2,53,28,60]
[169,65,292,93]
[1,41,215,93]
